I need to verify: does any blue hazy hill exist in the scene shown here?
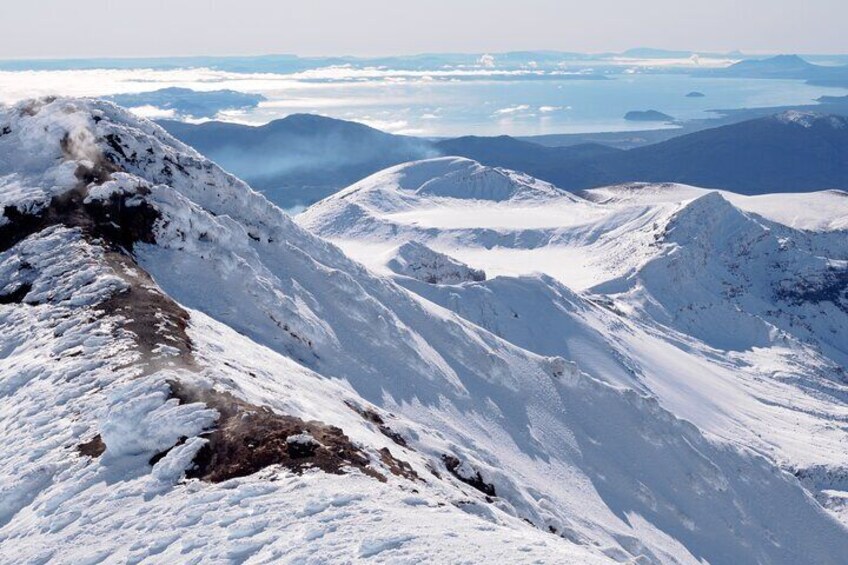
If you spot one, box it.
[161,108,848,208]
[160,114,436,208]
[107,88,266,119]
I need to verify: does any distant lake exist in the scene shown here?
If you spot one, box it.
[239,74,846,137]
[1,66,846,136]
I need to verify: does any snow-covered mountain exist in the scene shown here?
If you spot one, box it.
[2,99,848,563]
[300,158,848,526]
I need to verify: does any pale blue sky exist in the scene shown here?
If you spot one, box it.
[1,0,846,59]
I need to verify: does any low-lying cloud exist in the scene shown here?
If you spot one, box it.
[494,104,531,116]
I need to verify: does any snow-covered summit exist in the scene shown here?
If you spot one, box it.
[385,156,568,201]
[320,156,573,211]
[298,155,594,249]
[661,190,762,246]
[609,190,848,361]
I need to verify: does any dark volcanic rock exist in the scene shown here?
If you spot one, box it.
[0,282,32,305]
[77,435,106,458]
[442,454,496,497]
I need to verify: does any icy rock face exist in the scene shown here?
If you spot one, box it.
[387,241,486,284]
[0,226,127,306]
[0,97,291,243]
[3,98,848,564]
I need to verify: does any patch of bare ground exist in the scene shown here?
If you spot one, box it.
[99,251,195,372]
[167,380,394,483]
[77,435,106,458]
[379,448,421,482]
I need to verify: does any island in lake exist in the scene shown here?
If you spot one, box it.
[686,91,706,98]
[624,110,676,122]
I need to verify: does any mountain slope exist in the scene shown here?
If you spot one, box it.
[593,112,848,193]
[300,159,848,525]
[4,99,848,562]
[159,114,436,209]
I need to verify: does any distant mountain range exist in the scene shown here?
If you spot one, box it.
[719,54,819,78]
[704,54,848,87]
[161,108,848,207]
[443,111,848,194]
[0,49,755,72]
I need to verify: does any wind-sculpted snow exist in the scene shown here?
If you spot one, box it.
[3,98,848,563]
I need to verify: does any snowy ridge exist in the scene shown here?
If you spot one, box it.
[773,110,848,129]
[0,240,595,564]
[615,191,848,361]
[582,183,848,231]
[2,98,848,563]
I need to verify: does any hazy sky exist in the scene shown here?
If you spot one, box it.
[1,0,846,59]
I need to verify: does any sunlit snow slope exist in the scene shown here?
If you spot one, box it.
[300,157,848,527]
[1,100,847,564]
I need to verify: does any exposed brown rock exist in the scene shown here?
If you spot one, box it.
[0,184,159,256]
[379,447,421,482]
[345,400,408,447]
[77,435,106,458]
[167,381,387,483]
[99,251,195,372]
